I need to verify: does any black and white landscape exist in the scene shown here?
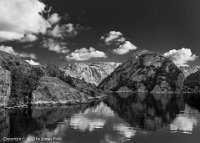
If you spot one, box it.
[1,0,200,143]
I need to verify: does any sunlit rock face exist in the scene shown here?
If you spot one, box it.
[180,66,200,77]
[32,76,104,105]
[99,50,185,93]
[63,62,120,86]
[0,66,11,107]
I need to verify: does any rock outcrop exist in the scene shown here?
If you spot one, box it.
[32,76,105,105]
[180,66,200,77]
[99,50,184,93]
[184,70,200,92]
[63,62,120,85]
[0,66,11,107]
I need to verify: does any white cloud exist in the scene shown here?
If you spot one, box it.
[66,47,107,61]
[48,23,79,38]
[0,45,16,54]
[0,45,37,59]
[18,53,37,59]
[25,59,40,66]
[48,13,61,25]
[101,31,126,45]
[113,41,137,55]
[43,39,69,54]
[20,34,38,42]
[0,31,24,41]
[0,0,51,41]
[164,48,198,67]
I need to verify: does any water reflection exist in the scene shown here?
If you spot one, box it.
[105,92,185,130]
[0,93,200,143]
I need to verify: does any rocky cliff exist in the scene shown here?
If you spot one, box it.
[0,66,11,107]
[63,62,120,85]
[32,77,104,105]
[99,50,185,93]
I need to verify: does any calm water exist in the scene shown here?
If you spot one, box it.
[1,93,200,143]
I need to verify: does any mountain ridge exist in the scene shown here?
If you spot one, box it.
[62,62,121,86]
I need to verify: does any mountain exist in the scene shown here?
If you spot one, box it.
[98,50,185,93]
[184,70,200,92]
[179,66,200,77]
[63,62,120,86]
[0,51,106,107]
[32,76,104,105]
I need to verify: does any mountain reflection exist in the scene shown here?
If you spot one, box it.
[104,92,186,130]
[1,93,200,143]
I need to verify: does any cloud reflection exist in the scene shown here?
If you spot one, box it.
[70,116,105,132]
[170,115,197,134]
[113,124,136,139]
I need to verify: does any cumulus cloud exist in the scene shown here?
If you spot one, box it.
[20,34,38,42]
[48,23,81,38]
[0,45,37,59]
[164,48,198,67]
[18,53,37,59]
[25,60,40,66]
[101,31,126,45]
[0,0,51,41]
[113,41,137,55]
[65,47,107,61]
[0,45,16,54]
[43,39,69,54]
[48,13,61,25]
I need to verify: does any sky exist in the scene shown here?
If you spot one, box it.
[0,0,200,67]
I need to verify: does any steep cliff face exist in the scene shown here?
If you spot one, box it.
[0,66,11,107]
[32,76,105,105]
[99,50,185,93]
[63,62,120,85]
